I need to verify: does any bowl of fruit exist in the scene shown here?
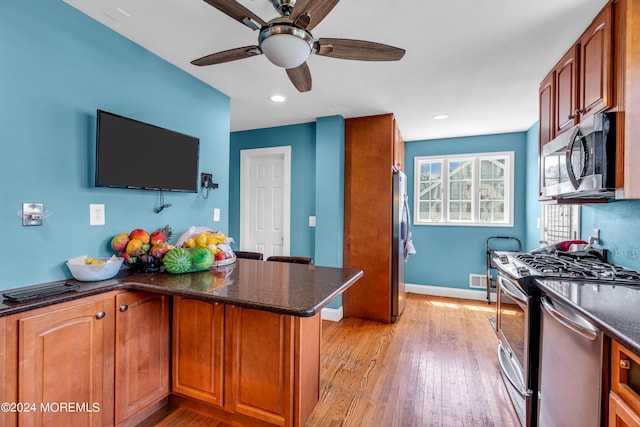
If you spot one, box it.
[66,255,124,281]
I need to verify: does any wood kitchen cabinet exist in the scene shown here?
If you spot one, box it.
[609,340,640,426]
[114,291,170,425]
[172,297,225,407]
[554,45,580,136]
[171,298,321,427]
[579,4,613,118]
[343,113,403,323]
[551,5,612,138]
[538,0,640,200]
[12,293,115,427]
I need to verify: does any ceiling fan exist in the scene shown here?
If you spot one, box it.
[191,0,406,92]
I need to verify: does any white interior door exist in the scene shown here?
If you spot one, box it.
[240,146,291,258]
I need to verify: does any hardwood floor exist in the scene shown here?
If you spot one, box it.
[144,294,519,427]
[305,294,519,427]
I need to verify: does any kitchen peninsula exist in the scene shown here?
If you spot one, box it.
[0,259,363,427]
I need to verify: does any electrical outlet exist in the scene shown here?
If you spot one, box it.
[213,208,220,222]
[309,216,316,227]
[90,204,105,226]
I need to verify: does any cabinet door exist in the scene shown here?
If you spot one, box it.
[392,117,405,171]
[0,316,14,427]
[114,291,169,425]
[610,392,640,427]
[579,4,613,118]
[172,297,225,407]
[18,296,109,427]
[555,45,579,135]
[612,340,640,417]
[539,71,555,147]
[225,306,293,427]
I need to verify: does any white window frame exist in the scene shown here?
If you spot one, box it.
[413,151,515,227]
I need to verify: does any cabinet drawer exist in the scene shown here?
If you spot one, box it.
[612,341,640,417]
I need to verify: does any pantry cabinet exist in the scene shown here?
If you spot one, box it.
[343,113,403,323]
[171,297,321,427]
[114,291,170,425]
[14,293,114,427]
[609,340,640,426]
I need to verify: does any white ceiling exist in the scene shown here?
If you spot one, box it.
[63,0,608,141]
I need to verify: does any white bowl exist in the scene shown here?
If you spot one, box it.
[66,256,124,281]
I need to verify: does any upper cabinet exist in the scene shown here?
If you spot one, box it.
[579,5,613,118]
[538,0,640,200]
[554,46,579,136]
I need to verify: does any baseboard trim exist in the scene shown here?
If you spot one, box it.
[406,283,496,303]
[321,306,343,322]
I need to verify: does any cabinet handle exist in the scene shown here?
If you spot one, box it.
[119,304,128,312]
[568,109,584,120]
[621,359,631,370]
[95,311,106,319]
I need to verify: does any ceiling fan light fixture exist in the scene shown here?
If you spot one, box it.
[433,114,451,120]
[259,24,313,69]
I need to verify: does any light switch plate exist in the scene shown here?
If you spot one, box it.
[309,216,316,227]
[90,204,105,226]
[213,208,221,222]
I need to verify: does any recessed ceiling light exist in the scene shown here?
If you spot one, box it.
[432,114,450,120]
[270,95,286,103]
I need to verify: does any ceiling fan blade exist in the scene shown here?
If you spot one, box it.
[286,62,312,92]
[202,0,266,29]
[291,0,340,30]
[191,46,262,66]
[316,38,405,61]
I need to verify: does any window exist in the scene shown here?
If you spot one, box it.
[414,151,514,226]
[540,204,580,245]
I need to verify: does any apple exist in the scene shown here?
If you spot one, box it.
[129,229,150,244]
[126,238,144,256]
[149,242,169,259]
[214,250,226,261]
[149,231,166,245]
[110,233,130,253]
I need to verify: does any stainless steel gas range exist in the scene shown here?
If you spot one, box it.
[493,250,640,427]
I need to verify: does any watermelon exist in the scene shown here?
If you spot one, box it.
[163,248,192,274]
[191,247,214,270]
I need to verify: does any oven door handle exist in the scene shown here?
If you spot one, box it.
[498,276,528,309]
[541,296,598,341]
[498,342,531,397]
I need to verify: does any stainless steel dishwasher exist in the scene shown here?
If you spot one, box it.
[537,293,604,426]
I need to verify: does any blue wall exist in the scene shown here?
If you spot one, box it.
[525,123,542,251]
[0,0,230,289]
[404,132,528,289]
[581,201,640,271]
[229,123,317,258]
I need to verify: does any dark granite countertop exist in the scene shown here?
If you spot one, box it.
[535,278,640,354]
[0,259,363,318]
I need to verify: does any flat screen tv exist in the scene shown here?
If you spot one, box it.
[95,109,200,193]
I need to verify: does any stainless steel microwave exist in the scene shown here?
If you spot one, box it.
[541,112,616,199]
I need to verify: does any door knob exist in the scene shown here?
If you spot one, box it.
[95,311,106,319]
[119,304,128,312]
